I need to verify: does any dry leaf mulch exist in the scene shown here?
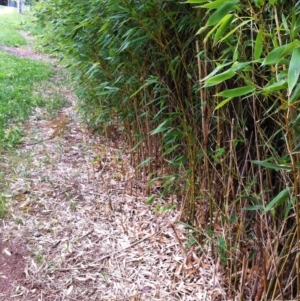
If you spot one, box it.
[0,42,227,301]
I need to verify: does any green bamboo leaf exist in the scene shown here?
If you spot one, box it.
[99,22,109,33]
[138,157,153,168]
[219,18,253,42]
[263,188,292,215]
[288,48,300,96]
[150,120,169,135]
[196,26,208,35]
[206,0,238,26]
[262,45,287,65]
[213,14,234,44]
[163,144,180,156]
[251,160,292,171]
[202,0,231,9]
[230,61,252,72]
[146,194,156,205]
[203,21,223,42]
[234,195,260,204]
[290,83,300,103]
[292,16,300,39]
[201,61,232,82]
[216,85,255,98]
[204,70,235,87]
[254,31,263,60]
[185,0,209,3]
[262,40,300,65]
[284,196,296,219]
[159,204,176,212]
[215,97,233,110]
[244,205,264,211]
[263,80,287,92]
[282,13,290,33]
[130,76,158,98]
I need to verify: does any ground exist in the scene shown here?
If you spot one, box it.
[0,34,225,301]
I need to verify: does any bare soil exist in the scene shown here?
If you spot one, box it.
[0,237,27,298]
[0,45,56,62]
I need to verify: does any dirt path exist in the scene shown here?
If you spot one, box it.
[0,35,225,301]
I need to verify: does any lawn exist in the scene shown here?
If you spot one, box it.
[0,5,29,46]
[0,5,59,148]
[0,51,54,147]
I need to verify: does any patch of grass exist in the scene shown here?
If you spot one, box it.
[0,195,7,219]
[32,69,70,118]
[70,202,77,212]
[0,6,32,46]
[34,252,44,264]
[0,6,71,219]
[0,51,54,148]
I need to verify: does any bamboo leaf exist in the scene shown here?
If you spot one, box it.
[244,205,264,211]
[163,144,180,156]
[150,120,169,135]
[292,16,300,39]
[251,160,292,171]
[216,85,255,98]
[219,18,253,42]
[288,48,300,96]
[263,188,292,215]
[230,61,252,72]
[262,40,300,65]
[263,80,288,92]
[204,70,235,87]
[146,194,156,205]
[215,97,233,110]
[206,0,238,26]
[284,196,296,219]
[254,31,263,60]
[202,0,232,9]
[138,157,153,168]
[213,14,234,44]
[290,83,300,103]
[282,13,290,33]
[201,61,232,82]
[185,0,209,3]
[203,22,223,42]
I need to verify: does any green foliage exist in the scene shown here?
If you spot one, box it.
[35,0,300,298]
[35,0,203,200]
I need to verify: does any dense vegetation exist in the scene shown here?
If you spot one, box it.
[35,0,300,299]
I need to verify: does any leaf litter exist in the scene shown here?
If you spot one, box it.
[0,35,227,301]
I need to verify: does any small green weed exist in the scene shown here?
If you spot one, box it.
[70,202,77,212]
[0,196,7,219]
[34,252,44,264]
[15,218,24,225]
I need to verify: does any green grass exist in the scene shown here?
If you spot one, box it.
[0,6,31,46]
[0,5,68,149]
[0,6,69,219]
[0,51,54,147]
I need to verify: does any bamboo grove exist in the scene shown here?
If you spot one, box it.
[35,0,300,299]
